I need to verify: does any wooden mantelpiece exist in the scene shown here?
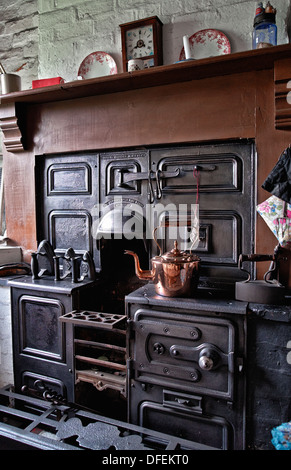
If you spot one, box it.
[1,44,291,107]
[1,44,291,284]
[275,56,291,129]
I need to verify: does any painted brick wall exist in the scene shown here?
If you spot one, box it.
[0,0,290,88]
[37,0,290,82]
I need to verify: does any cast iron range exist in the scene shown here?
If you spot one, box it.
[8,142,287,450]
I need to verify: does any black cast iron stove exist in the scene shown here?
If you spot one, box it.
[3,142,290,450]
[126,285,247,450]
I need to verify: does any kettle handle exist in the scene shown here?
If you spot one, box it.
[153,226,162,255]
[153,220,193,256]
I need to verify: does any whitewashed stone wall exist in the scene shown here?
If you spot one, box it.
[0,0,290,89]
[37,0,290,83]
[0,0,39,91]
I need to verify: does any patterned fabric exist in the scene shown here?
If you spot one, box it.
[257,195,291,248]
[271,422,291,450]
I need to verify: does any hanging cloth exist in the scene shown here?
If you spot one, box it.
[261,147,291,204]
[189,167,200,251]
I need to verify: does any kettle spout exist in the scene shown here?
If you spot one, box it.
[124,250,154,281]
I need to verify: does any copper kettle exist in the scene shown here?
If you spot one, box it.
[125,236,200,298]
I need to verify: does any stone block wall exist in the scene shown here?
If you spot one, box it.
[0,0,290,88]
[0,0,38,91]
[37,0,290,82]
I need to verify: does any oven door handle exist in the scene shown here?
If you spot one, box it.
[163,389,203,414]
[118,168,180,202]
[169,342,232,372]
[121,168,180,184]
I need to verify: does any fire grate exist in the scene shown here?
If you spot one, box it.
[0,386,215,450]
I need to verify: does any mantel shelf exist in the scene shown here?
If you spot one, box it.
[1,40,291,280]
[1,44,291,106]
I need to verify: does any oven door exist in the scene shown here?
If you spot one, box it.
[127,305,246,449]
[130,308,237,400]
[140,399,231,450]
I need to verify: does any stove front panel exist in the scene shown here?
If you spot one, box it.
[36,141,255,290]
[150,141,255,287]
[9,280,92,403]
[130,308,236,399]
[127,300,246,450]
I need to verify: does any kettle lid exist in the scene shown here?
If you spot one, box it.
[161,241,199,262]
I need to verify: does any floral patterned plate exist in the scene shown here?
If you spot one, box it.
[179,29,231,61]
[78,51,118,79]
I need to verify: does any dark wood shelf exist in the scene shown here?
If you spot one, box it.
[1,44,291,105]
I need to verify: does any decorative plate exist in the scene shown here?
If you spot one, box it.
[78,51,118,79]
[179,29,231,61]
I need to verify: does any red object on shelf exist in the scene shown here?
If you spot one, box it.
[32,77,64,89]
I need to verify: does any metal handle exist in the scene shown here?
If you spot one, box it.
[169,342,228,372]
[198,347,220,371]
[239,253,275,264]
[238,251,279,283]
[152,221,194,255]
[121,168,180,184]
[180,164,216,173]
[155,169,162,199]
[198,355,215,371]
[193,164,216,172]
[148,172,155,203]
[117,168,180,203]
[163,390,203,412]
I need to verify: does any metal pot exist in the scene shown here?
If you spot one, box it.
[125,239,200,297]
